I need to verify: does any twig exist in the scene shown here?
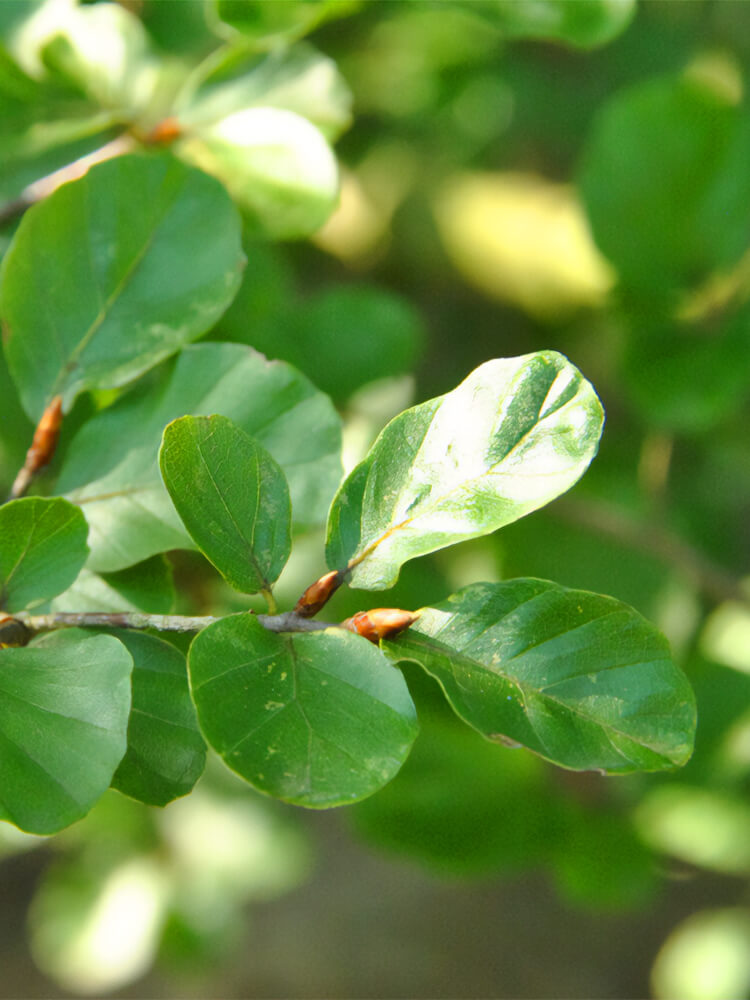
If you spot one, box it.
[553,496,750,609]
[15,610,334,636]
[0,133,136,228]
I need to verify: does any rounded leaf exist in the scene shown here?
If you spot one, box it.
[326,351,604,589]
[1,153,245,420]
[160,414,291,593]
[0,497,88,612]
[188,614,418,807]
[0,631,132,833]
[384,579,696,773]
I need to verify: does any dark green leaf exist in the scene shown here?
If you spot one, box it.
[0,497,88,612]
[621,312,750,432]
[579,74,750,295]
[326,351,604,589]
[222,283,425,402]
[460,0,636,48]
[57,343,342,571]
[0,631,132,833]
[110,631,205,807]
[189,614,418,807]
[1,154,245,420]
[160,414,291,594]
[384,579,696,773]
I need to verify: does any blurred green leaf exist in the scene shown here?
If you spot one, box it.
[0,630,132,833]
[651,907,750,1000]
[635,784,750,875]
[111,630,206,807]
[177,42,352,140]
[0,497,88,612]
[213,0,360,45]
[326,351,604,590]
[223,283,424,402]
[384,579,696,772]
[621,311,750,432]
[178,106,338,239]
[579,73,750,296]
[160,414,291,594]
[57,343,342,571]
[351,706,555,876]
[188,615,419,807]
[1,154,245,420]
[456,0,636,48]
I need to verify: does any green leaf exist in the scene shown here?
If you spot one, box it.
[0,497,88,612]
[621,312,750,433]
[213,0,360,45]
[384,579,696,773]
[221,283,425,403]
[0,153,245,420]
[57,343,342,571]
[160,414,291,594]
[188,614,418,807]
[43,556,175,615]
[177,42,352,141]
[0,631,132,834]
[579,74,750,296]
[459,0,636,48]
[177,106,339,239]
[110,631,205,807]
[326,351,604,590]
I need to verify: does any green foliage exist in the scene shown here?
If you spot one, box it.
[1,1,746,994]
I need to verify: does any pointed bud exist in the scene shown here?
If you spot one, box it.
[341,608,419,644]
[27,395,63,474]
[294,569,343,618]
[143,117,182,145]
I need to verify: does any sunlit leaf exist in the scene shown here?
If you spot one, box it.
[57,343,342,571]
[0,496,88,612]
[160,414,291,594]
[177,42,352,140]
[178,106,339,239]
[1,154,245,420]
[326,351,604,589]
[384,579,696,773]
[189,614,418,807]
[0,630,132,833]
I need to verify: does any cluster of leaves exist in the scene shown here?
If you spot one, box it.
[3,1,750,997]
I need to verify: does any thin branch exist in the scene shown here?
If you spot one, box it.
[0,133,136,228]
[15,610,334,636]
[553,496,750,609]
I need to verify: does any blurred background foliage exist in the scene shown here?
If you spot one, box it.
[1,1,750,998]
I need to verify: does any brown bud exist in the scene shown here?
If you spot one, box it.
[0,614,30,648]
[341,608,419,644]
[26,395,63,474]
[143,117,182,145]
[294,570,343,618]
